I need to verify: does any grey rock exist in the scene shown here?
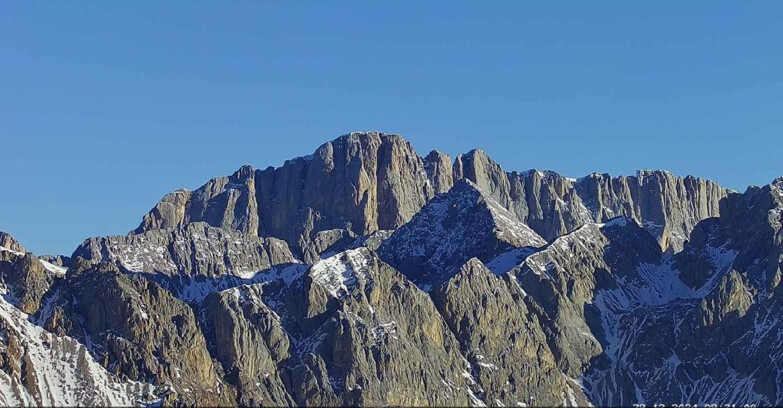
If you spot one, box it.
[0,234,62,315]
[348,230,394,252]
[73,222,301,301]
[201,284,295,406]
[432,258,587,407]
[0,291,157,406]
[7,133,781,407]
[0,232,25,253]
[280,248,481,406]
[41,261,237,406]
[137,132,436,262]
[454,149,514,210]
[0,251,53,314]
[38,254,71,268]
[454,149,728,252]
[137,165,259,236]
[512,218,663,378]
[424,150,454,194]
[378,179,546,287]
[136,132,728,260]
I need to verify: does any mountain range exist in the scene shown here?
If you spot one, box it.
[1,131,781,407]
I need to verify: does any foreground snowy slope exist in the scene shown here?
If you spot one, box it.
[0,241,158,406]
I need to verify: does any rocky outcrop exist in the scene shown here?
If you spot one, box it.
[38,254,71,268]
[0,292,158,406]
[493,179,783,406]
[7,132,781,407]
[454,149,728,251]
[136,132,436,262]
[76,222,297,278]
[73,222,302,301]
[424,150,454,194]
[453,149,515,209]
[0,234,62,315]
[195,248,490,406]
[0,232,25,254]
[279,248,481,406]
[0,252,52,314]
[676,178,783,294]
[135,133,728,261]
[378,179,546,287]
[432,258,586,407]
[576,170,727,251]
[201,284,295,406]
[39,260,236,406]
[136,189,193,232]
[512,218,666,380]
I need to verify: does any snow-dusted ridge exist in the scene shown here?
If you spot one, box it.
[309,247,373,299]
[0,288,158,406]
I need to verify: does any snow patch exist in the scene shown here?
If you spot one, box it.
[310,248,373,299]
[38,259,67,276]
[597,217,632,228]
[178,263,307,302]
[485,248,535,275]
[0,246,23,257]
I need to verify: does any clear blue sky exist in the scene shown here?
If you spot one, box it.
[1,2,781,256]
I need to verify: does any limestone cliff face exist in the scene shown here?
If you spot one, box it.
[0,289,157,406]
[201,284,294,406]
[39,261,236,406]
[0,252,51,314]
[424,150,454,194]
[136,132,435,262]
[76,222,297,279]
[454,149,515,210]
[487,179,783,406]
[0,240,64,315]
[71,223,306,307]
[454,149,728,251]
[278,248,481,407]
[136,133,727,261]
[431,258,585,407]
[10,131,781,407]
[137,165,259,236]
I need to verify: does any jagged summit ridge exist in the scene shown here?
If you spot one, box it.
[135,131,729,262]
[377,178,546,287]
[136,131,435,263]
[3,130,783,406]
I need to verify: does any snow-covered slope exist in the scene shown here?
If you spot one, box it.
[0,288,158,406]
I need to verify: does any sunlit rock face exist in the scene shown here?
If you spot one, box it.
[6,132,782,407]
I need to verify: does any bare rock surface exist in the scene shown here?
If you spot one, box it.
[378,179,546,287]
[2,132,780,407]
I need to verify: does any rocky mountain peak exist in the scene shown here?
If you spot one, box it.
[0,232,25,254]
[423,150,454,194]
[377,178,545,288]
[5,130,783,406]
[771,177,783,200]
[133,132,731,262]
[231,164,255,179]
[453,148,513,209]
[135,131,436,263]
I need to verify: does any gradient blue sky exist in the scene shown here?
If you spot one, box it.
[1,2,782,256]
